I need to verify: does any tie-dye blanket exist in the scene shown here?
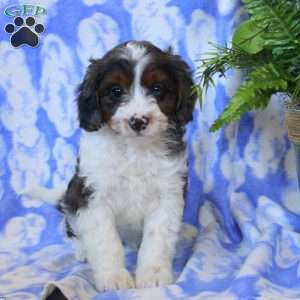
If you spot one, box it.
[1,0,300,299]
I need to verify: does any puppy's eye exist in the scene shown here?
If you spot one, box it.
[110,86,123,98]
[150,83,164,97]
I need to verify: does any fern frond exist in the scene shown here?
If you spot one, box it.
[210,63,288,131]
[242,0,300,72]
[194,0,300,130]
[196,46,270,97]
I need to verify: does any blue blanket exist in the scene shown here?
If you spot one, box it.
[1,0,300,299]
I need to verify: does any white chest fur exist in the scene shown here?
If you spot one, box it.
[79,128,187,232]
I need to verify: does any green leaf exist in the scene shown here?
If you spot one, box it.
[191,85,203,108]
[209,63,288,132]
[232,20,265,54]
[195,0,300,130]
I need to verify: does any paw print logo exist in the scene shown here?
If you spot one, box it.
[5,16,44,48]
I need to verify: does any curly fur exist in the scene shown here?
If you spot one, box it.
[28,40,196,292]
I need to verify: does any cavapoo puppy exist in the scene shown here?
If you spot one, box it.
[30,40,196,292]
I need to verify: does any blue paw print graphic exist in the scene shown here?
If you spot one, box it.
[5,16,44,47]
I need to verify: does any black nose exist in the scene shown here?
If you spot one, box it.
[128,116,150,132]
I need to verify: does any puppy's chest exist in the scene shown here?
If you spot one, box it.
[80,132,186,216]
[106,149,164,195]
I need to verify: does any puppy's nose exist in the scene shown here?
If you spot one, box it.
[128,116,149,132]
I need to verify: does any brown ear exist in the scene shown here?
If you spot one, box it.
[167,54,197,126]
[77,59,104,132]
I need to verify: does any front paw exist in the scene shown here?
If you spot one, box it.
[135,264,173,288]
[94,268,135,291]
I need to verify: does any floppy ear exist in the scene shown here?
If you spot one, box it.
[168,54,197,126]
[77,59,104,132]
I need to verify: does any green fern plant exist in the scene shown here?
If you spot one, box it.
[196,0,300,131]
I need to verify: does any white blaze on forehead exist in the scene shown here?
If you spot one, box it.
[125,41,148,61]
[123,42,152,108]
[133,54,151,96]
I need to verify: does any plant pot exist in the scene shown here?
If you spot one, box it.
[285,108,300,189]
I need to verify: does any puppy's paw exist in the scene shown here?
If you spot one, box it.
[135,264,173,288]
[94,268,135,291]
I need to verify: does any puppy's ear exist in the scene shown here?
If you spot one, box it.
[77,59,104,132]
[168,54,197,126]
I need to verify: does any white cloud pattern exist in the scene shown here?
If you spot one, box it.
[1,1,300,299]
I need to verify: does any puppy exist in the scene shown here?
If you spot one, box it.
[32,40,196,291]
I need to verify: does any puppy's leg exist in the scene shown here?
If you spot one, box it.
[77,206,134,291]
[135,202,183,288]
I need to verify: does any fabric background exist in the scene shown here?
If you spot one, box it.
[1,0,300,299]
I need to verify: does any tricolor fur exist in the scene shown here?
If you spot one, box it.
[49,41,196,291]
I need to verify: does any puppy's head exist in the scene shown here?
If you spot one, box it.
[77,41,196,137]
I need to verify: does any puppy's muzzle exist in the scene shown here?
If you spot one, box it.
[128,116,150,132]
